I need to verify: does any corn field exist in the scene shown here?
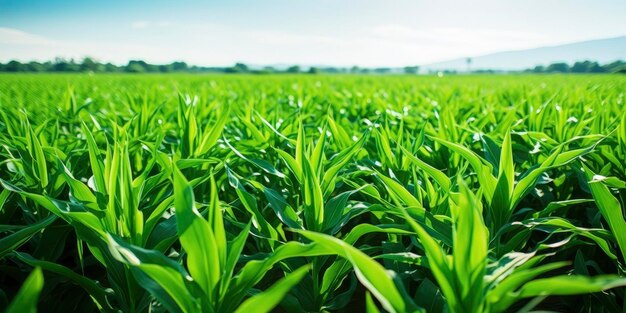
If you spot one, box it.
[1,74,625,313]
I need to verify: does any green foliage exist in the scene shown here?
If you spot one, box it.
[0,74,625,313]
[5,267,44,313]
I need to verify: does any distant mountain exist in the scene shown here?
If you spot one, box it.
[421,36,626,72]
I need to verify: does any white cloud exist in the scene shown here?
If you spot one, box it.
[0,27,172,64]
[0,27,58,45]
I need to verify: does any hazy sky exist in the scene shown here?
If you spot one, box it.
[1,0,624,67]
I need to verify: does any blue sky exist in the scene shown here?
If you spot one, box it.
[1,0,624,66]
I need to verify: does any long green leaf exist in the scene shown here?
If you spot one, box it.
[6,267,43,313]
[234,265,310,313]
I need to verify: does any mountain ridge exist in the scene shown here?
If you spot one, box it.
[421,36,626,72]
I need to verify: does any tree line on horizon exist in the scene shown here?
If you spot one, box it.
[0,58,407,74]
[526,60,626,74]
[0,57,624,74]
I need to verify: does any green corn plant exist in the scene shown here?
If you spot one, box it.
[582,163,626,265]
[431,132,600,233]
[4,267,43,313]
[224,118,368,237]
[1,73,625,313]
[176,94,230,158]
[294,229,423,313]
[0,215,56,259]
[271,120,369,232]
[237,172,421,311]
[228,120,419,311]
[372,169,453,246]
[404,177,626,313]
[0,121,203,312]
[0,115,60,196]
[10,251,113,310]
[107,165,321,313]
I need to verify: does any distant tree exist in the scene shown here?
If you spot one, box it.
[126,60,148,73]
[225,63,249,73]
[571,61,589,73]
[613,66,626,74]
[588,62,605,73]
[373,67,391,74]
[53,58,80,72]
[532,65,545,73]
[171,61,188,71]
[26,61,46,72]
[159,64,173,72]
[404,66,419,74]
[52,58,65,71]
[308,67,319,74]
[473,69,496,74]
[5,60,24,72]
[235,63,249,72]
[80,57,99,72]
[570,61,605,73]
[466,58,472,72]
[104,63,120,72]
[546,62,569,73]
[145,63,159,72]
[317,67,338,73]
[126,64,145,73]
[286,65,300,73]
[126,60,159,72]
[603,60,626,73]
